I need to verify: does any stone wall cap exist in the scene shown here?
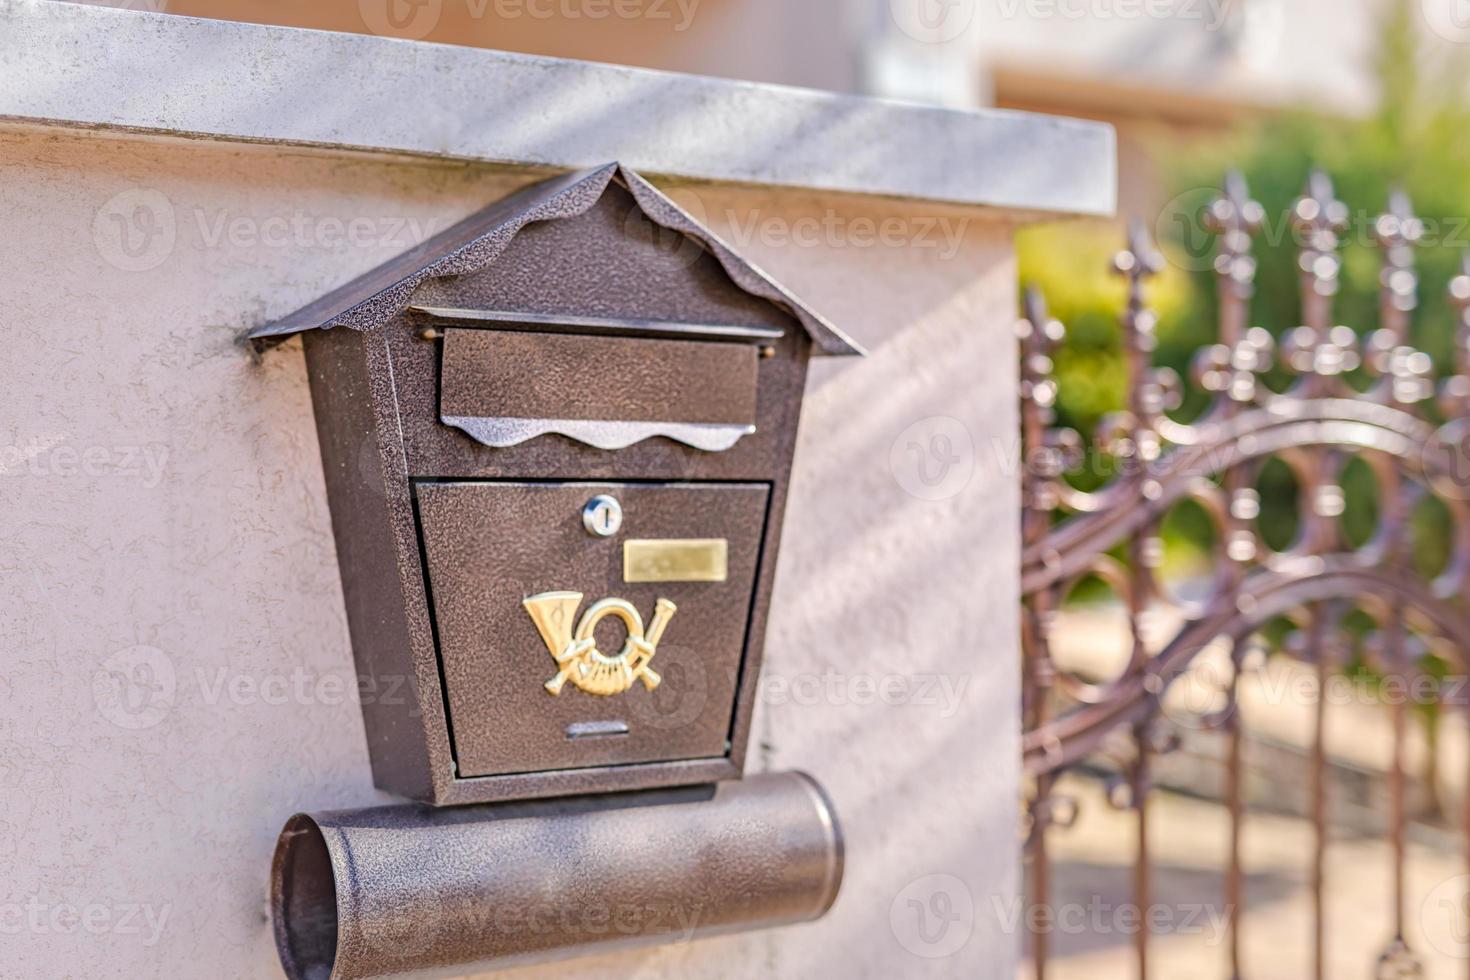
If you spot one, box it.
[0,0,1116,218]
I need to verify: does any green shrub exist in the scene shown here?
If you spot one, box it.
[1016,222,1195,439]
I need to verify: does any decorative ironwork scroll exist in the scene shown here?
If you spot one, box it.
[1020,171,1470,980]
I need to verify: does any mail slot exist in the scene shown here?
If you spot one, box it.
[439,328,761,450]
[251,162,861,806]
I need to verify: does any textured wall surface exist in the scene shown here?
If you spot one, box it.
[0,123,1019,978]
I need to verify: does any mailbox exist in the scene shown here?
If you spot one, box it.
[251,163,862,806]
[257,163,861,978]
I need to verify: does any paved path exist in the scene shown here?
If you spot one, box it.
[1028,606,1470,977]
[1049,604,1470,802]
[1026,775,1466,979]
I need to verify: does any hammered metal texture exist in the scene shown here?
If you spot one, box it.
[251,163,862,356]
[440,328,758,426]
[393,303,807,482]
[270,771,845,979]
[415,480,768,777]
[293,163,827,804]
[418,182,795,339]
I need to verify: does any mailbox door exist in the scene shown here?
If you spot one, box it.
[415,481,769,778]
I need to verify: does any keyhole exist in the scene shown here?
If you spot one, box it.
[582,494,623,538]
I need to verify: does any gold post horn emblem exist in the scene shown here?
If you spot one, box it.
[523,591,677,697]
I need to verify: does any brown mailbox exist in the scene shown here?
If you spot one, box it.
[252,162,861,806]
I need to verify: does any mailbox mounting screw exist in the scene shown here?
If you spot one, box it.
[582,494,623,537]
[759,345,776,359]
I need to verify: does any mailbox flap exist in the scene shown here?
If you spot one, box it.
[439,327,761,451]
[415,480,770,779]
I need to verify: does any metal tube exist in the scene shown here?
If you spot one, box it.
[271,771,843,979]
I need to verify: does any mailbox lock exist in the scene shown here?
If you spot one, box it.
[582,494,623,537]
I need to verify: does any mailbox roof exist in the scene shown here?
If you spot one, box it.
[249,163,862,356]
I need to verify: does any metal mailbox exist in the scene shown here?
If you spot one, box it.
[251,162,861,807]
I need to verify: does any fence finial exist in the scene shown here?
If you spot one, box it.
[1291,170,1348,329]
[1107,223,1169,461]
[1360,190,1432,404]
[1206,171,1264,350]
[1439,255,1470,418]
[1018,286,1081,513]
[1373,189,1422,332]
[1019,286,1063,425]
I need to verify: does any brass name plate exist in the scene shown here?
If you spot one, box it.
[623,539,728,583]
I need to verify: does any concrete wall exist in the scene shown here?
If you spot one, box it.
[0,122,1019,978]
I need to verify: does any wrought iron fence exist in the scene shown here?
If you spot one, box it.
[1020,171,1470,979]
